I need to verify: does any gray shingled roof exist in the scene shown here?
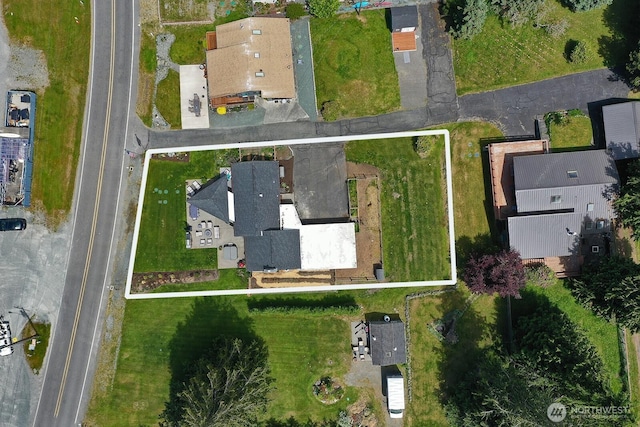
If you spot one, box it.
[514,150,618,190]
[369,321,407,366]
[508,213,583,259]
[603,101,640,160]
[231,161,280,236]
[187,176,230,223]
[391,6,418,31]
[244,229,301,272]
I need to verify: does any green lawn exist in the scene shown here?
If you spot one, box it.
[311,11,401,121]
[85,295,362,426]
[160,0,210,22]
[626,332,640,417]
[447,122,502,242]
[156,69,182,129]
[548,114,594,151]
[452,0,619,94]
[4,0,90,227]
[345,137,450,282]
[134,150,239,273]
[407,289,499,426]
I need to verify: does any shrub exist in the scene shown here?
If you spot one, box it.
[308,0,340,19]
[491,0,544,27]
[444,0,489,40]
[569,40,587,63]
[413,135,441,158]
[524,263,556,287]
[320,100,340,121]
[563,0,612,12]
[286,3,307,20]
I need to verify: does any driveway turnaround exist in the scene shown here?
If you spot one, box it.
[420,3,459,124]
[459,68,631,136]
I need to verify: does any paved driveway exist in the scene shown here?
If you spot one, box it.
[459,69,631,136]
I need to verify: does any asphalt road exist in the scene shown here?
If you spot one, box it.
[31,0,136,425]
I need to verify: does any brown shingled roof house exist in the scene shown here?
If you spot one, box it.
[205,17,296,108]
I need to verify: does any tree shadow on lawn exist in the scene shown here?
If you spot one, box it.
[433,290,495,404]
[164,297,261,420]
[598,0,640,69]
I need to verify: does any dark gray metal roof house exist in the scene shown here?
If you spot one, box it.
[603,101,640,160]
[368,320,406,366]
[231,161,280,237]
[508,150,619,260]
[513,150,618,220]
[187,175,230,223]
[244,229,301,272]
[390,6,418,32]
[508,213,582,259]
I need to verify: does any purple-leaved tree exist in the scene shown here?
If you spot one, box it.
[463,250,526,298]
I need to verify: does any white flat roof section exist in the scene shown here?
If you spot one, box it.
[179,65,210,130]
[125,130,456,298]
[299,223,357,270]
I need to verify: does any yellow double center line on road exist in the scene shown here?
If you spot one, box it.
[54,0,117,418]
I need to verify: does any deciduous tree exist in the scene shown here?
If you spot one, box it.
[627,41,640,90]
[614,160,640,239]
[463,249,526,297]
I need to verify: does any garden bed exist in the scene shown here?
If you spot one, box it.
[131,269,219,292]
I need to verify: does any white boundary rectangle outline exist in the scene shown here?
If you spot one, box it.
[124,130,457,299]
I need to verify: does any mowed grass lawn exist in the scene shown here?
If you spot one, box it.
[453,0,616,94]
[134,149,239,273]
[85,296,359,426]
[548,115,594,151]
[311,11,400,120]
[407,289,499,426]
[345,137,450,282]
[156,69,182,129]
[4,0,90,227]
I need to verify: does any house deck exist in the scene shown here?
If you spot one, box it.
[488,140,549,220]
[350,321,372,362]
[392,32,416,52]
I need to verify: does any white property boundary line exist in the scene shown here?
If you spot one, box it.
[124,130,457,299]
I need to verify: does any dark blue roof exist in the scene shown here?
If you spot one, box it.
[244,229,301,272]
[231,161,280,236]
[188,176,230,223]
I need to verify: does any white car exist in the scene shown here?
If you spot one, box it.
[0,321,13,356]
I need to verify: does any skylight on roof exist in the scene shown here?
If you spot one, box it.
[252,29,262,35]
[567,170,578,178]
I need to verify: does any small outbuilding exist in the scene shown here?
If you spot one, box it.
[603,101,640,160]
[368,320,407,366]
[390,6,418,52]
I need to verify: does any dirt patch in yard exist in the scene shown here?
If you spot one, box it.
[131,269,218,292]
[335,162,383,283]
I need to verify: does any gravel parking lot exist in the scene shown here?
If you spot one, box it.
[0,14,71,427]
